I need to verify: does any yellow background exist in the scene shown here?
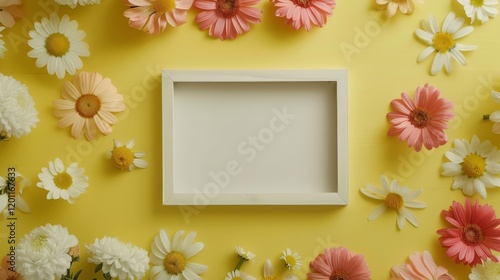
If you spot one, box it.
[2,0,500,279]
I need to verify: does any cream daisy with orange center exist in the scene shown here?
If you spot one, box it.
[107,139,148,171]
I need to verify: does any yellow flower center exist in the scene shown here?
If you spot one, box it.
[53,172,73,189]
[462,224,483,245]
[154,0,175,13]
[31,234,48,251]
[284,255,296,268]
[111,147,135,170]
[164,252,187,275]
[385,193,403,210]
[462,154,486,178]
[471,0,484,7]
[45,33,70,57]
[216,0,239,17]
[432,32,455,53]
[409,107,430,128]
[330,271,349,280]
[76,94,101,118]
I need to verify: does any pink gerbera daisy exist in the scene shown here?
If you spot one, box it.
[307,247,371,280]
[0,0,22,28]
[53,71,125,141]
[271,0,336,31]
[437,198,500,266]
[387,83,454,152]
[390,251,455,280]
[124,0,194,34]
[194,0,262,40]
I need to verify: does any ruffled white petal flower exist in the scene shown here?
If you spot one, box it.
[27,13,89,79]
[55,0,101,8]
[0,74,39,139]
[469,257,500,279]
[86,236,150,280]
[36,158,89,204]
[150,229,207,280]
[280,248,302,270]
[442,135,500,199]
[457,0,498,24]
[360,175,427,230]
[107,139,148,171]
[415,12,476,75]
[16,224,78,280]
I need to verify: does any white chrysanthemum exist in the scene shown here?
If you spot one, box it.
[0,26,6,58]
[36,158,89,204]
[360,175,427,230]
[86,236,150,280]
[458,0,498,24]
[236,247,256,262]
[107,139,148,171]
[280,248,302,270]
[0,74,39,139]
[415,12,476,75]
[488,90,500,134]
[150,229,207,280]
[55,0,101,8]
[27,13,89,79]
[442,135,500,199]
[16,223,78,280]
[0,172,31,217]
[225,270,256,280]
[469,257,500,279]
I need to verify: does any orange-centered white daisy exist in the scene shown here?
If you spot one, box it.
[53,72,125,141]
[27,13,89,79]
[107,139,148,171]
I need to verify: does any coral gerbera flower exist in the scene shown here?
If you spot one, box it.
[149,229,207,280]
[415,12,476,75]
[457,0,498,24]
[437,198,500,266]
[441,135,500,199]
[376,0,421,18]
[307,247,371,280]
[27,13,90,79]
[361,175,427,230]
[387,83,454,152]
[271,0,335,31]
[53,71,125,141]
[0,0,22,28]
[124,0,194,34]
[194,0,262,40]
[107,139,148,171]
[390,251,455,280]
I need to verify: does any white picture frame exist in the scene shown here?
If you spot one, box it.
[162,69,348,205]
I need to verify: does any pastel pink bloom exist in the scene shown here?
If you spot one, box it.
[307,247,371,280]
[123,0,194,34]
[194,0,262,40]
[0,255,23,280]
[387,83,454,152]
[437,198,500,266]
[390,251,455,280]
[0,0,22,28]
[271,0,336,31]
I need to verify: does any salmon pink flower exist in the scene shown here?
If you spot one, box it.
[387,84,454,152]
[124,0,194,34]
[271,0,336,31]
[0,0,22,28]
[194,0,262,40]
[307,247,371,280]
[437,198,500,266]
[390,251,455,280]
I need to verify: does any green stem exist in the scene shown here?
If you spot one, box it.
[483,114,491,120]
[234,258,245,271]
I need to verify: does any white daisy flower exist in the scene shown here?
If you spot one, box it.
[225,270,256,280]
[107,139,148,171]
[236,246,256,262]
[415,12,476,75]
[27,13,89,79]
[86,236,150,280]
[442,135,500,199]
[55,0,101,8]
[36,158,89,204]
[360,175,427,230]
[280,248,302,270]
[487,90,500,134]
[17,223,78,280]
[469,257,500,279]
[0,172,31,217]
[0,74,39,139]
[0,26,6,58]
[458,0,498,24]
[149,229,207,280]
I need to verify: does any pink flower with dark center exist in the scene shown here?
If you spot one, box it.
[271,0,336,31]
[437,198,500,266]
[387,83,454,152]
[194,0,262,40]
[307,247,371,280]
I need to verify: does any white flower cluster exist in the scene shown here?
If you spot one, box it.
[0,74,39,139]
[16,223,78,280]
[86,236,150,280]
[55,0,101,8]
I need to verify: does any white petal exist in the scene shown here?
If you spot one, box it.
[367,204,387,221]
